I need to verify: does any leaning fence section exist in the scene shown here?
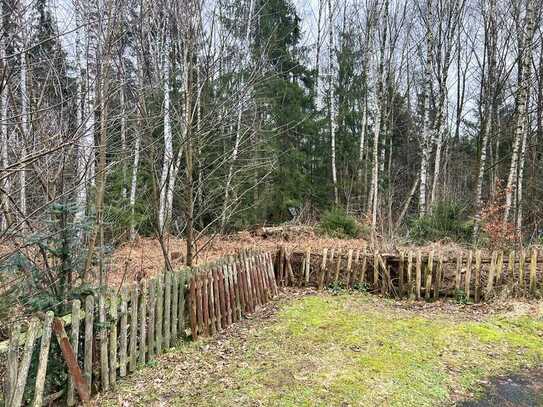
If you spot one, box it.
[0,250,275,406]
[279,246,543,302]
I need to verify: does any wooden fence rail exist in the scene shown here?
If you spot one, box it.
[0,250,274,406]
[281,246,543,301]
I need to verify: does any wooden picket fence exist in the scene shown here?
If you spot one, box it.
[282,246,543,301]
[0,251,276,406]
[188,251,277,339]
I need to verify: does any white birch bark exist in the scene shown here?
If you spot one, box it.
[328,0,338,205]
[0,0,9,230]
[75,1,97,224]
[158,28,172,233]
[474,0,496,238]
[19,3,30,221]
[129,122,141,241]
[504,0,535,224]
[370,0,388,229]
[419,0,433,217]
[120,74,127,201]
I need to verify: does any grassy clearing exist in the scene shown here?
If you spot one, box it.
[96,293,543,406]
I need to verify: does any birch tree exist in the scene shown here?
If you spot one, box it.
[503,0,535,227]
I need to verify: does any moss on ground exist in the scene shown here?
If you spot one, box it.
[96,293,543,406]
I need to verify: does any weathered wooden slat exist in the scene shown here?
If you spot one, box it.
[530,248,538,294]
[254,255,265,305]
[228,263,237,320]
[268,252,279,296]
[465,251,473,300]
[189,277,198,340]
[507,251,516,292]
[474,250,482,303]
[304,248,311,286]
[455,253,462,292]
[129,286,138,372]
[147,279,156,359]
[486,251,497,298]
[425,251,434,301]
[360,252,367,286]
[197,274,205,335]
[373,253,379,290]
[67,300,81,406]
[496,251,504,284]
[236,261,247,316]
[202,270,210,336]
[334,249,342,284]
[139,280,147,365]
[407,251,414,299]
[178,271,186,337]
[208,269,217,336]
[119,289,128,378]
[84,296,94,391]
[263,253,272,298]
[352,249,360,285]
[278,246,285,286]
[416,251,422,300]
[212,267,223,330]
[398,252,405,295]
[32,311,54,407]
[519,250,526,293]
[52,317,90,404]
[223,264,232,325]
[318,248,328,290]
[433,254,443,299]
[171,273,178,342]
[109,295,118,388]
[164,272,172,348]
[99,293,109,391]
[7,323,20,405]
[11,319,39,407]
[155,274,164,354]
[218,266,228,326]
[233,262,243,319]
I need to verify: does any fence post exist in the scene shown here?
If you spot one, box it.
[84,296,94,392]
[164,272,172,348]
[67,300,81,405]
[11,319,39,407]
[129,286,138,372]
[32,311,54,407]
[7,323,20,405]
[119,288,128,378]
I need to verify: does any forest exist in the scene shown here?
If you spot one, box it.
[2,0,543,405]
[1,0,542,251]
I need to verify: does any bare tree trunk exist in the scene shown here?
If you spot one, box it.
[0,0,10,230]
[419,0,433,217]
[75,2,97,224]
[120,72,127,201]
[19,2,30,223]
[474,0,496,238]
[158,28,172,233]
[370,0,388,232]
[504,0,535,225]
[328,0,338,205]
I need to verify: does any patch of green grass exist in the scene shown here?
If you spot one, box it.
[101,294,543,406]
